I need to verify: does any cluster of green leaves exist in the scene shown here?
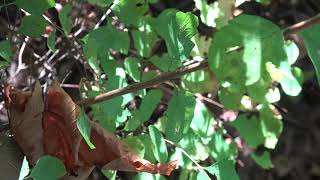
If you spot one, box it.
[2,0,320,180]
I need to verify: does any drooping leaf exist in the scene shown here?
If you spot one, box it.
[19,15,48,38]
[112,0,149,25]
[0,40,12,61]
[124,57,141,82]
[30,155,66,180]
[59,4,73,35]
[77,110,96,149]
[149,125,168,163]
[299,24,320,85]
[204,159,240,180]
[86,0,113,7]
[155,9,199,61]
[16,0,55,15]
[47,31,56,51]
[251,151,273,169]
[208,15,287,86]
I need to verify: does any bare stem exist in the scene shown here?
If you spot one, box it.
[283,13,320,36]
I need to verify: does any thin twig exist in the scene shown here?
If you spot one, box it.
[283,13,320,36]
[164,139,211,180]
[77,61,208,106]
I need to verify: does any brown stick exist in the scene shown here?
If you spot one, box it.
[283,13,320,36]
[77,14,320,107]
[77,61,208,106]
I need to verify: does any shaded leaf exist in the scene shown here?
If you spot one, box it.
[59,4,73,35]
[122,136,145,158]
[150,54,182,72]
[299,24,320,85]
[16,0,55,15]
[182,70,219,93]
[47,31,56,51]
[0,40,12,61]
[112,0,149,25]
[86,0,113,7]
[19,15,48,38]
[251,151,273,169]
[30,155,66,180]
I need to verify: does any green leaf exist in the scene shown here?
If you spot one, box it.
[122,136,145,158]
[190,100,215,138]
[149,125,168,163]
[30,156,66,180]
[219,87,243,110]
[164,91,196,143]
[124,57,141,82]
[132,16,158,58]
[16,0,55,15]
[255,0,271,4]
[150,54,182,72]
[155,9,199,61]
[178,133,210,161]
[260,104,283,149]
[77,110,96,149]
[102,170,117,180]
[112,0,149,25]
[204,159,240,180]
[138,135,157,163]
[209,131,238,161]
[83,23,129,61]
[182,70,218,93]
[299,24,320,85]
[208,15,287,86]
[19,15,48,38]
[231,115,265,148]
[0,40,12,61]
[59,4,73,35]
[194,0,234,28]
[251,151,273,169]
[125,89,162,131]
[86,0,113,7]
[47,31,56,51]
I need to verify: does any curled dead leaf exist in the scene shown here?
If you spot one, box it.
[4,80,177,177]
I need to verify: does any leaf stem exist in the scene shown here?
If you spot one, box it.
[164,139,211,179]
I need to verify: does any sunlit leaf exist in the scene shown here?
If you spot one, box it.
[204,159,240,180]
[150,54,182,72]
[155,9,199,61]
[124,57,141,82]
[18,156,30,180]
[149,125,168,163]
